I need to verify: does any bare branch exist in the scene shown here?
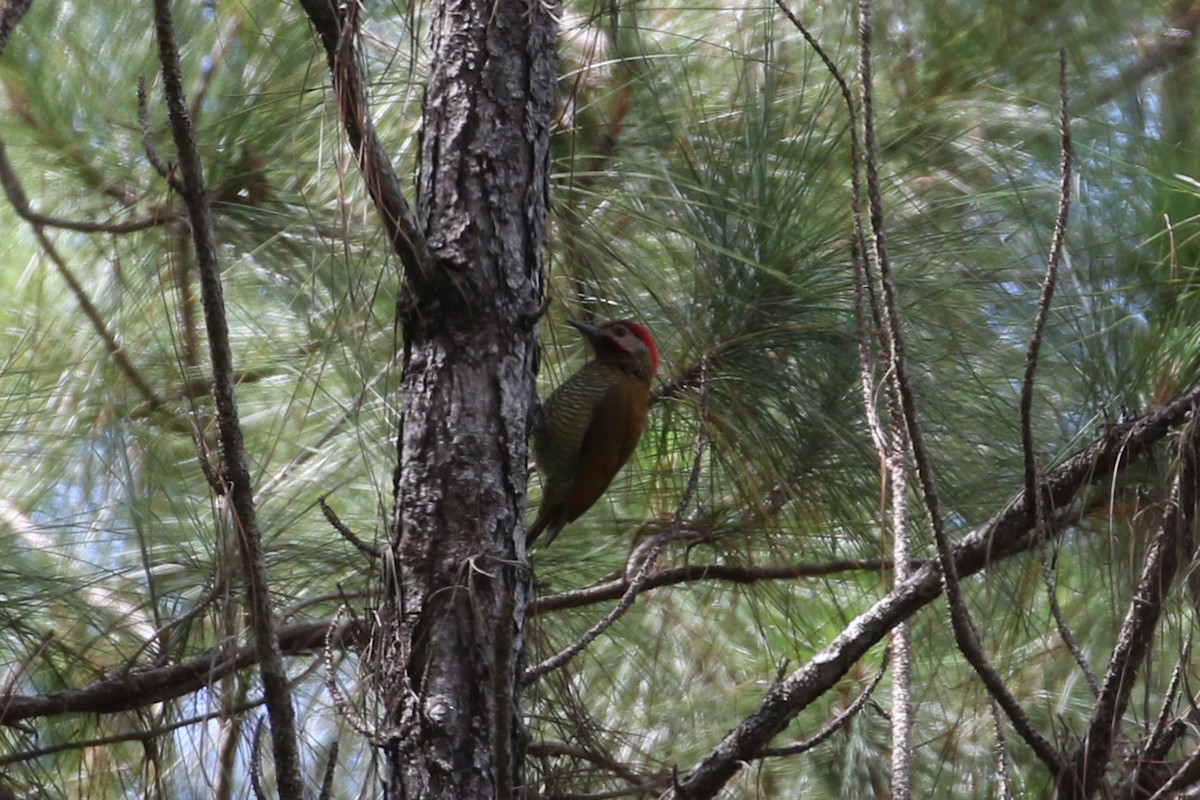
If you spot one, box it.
[320,496,382,560]
[1146,638,1189,761]
[661,377,1200,799]
[1021,48,1072,526]
[1065,404,1199,797]
[759,649,889,758]
[1025,54,1097,699]
[1148,747,1200,800]
[138,75,184,192]
[528,740,669,795]
[324,606,378,741]
[318,740,340,800]
[0,117,172,234]
[991,699,1013,800]
[1037,533,1099,697]
[771,8,907,791]
[298,0,427,277]
[0,632,52,701]
[771,0,885,461]
[1118,639,1191,799]
[0,693,270,767]
[249,716,267,800]
[530,557,909,616]
[857,0,1065,779]
[118,579,227,674]
[0,619,366,726]
[150,2,303,794]
[0,139,168,408]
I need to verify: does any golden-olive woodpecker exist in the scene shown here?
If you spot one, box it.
[527,320,659,548]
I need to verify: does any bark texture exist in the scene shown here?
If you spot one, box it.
[385,0,557,795]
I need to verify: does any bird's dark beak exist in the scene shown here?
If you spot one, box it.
[568,320,606,354]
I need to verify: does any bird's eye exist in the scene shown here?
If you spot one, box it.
[612,325,628,337]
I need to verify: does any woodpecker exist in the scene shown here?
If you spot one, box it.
[527,319,659,548]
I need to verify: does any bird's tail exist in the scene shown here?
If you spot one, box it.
[525,512,563,549]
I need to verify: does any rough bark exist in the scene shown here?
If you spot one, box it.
[383,0,557,796]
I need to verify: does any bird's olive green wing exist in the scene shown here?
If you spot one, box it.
[561,378,648,524]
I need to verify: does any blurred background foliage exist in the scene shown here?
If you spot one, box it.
[1,0,1199,797]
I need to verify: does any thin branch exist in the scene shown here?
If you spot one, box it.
[857,0,1066,779]
[282,588,373,622]
[991,698,1013,800]
[759,649,889,758]
[771,0,883,452]
[0,198,170,233]
[770,8,906,791]
[1066,403,1199,798]
[651,346,726,405]
[528,740,668,796]
[324,606,378,741]
[150,2,303,795]
[298,0,427,277]
[130,342,325,420]
[1037,533,1099,696]
[1148,746,1200,800]
[249,716,267,800]
[319,496,382,560]
[0,139,168,408]
[1145,637,1190,761]
[187,408,225,496]
[318,741,340,800]
[1118,640,1191,799]
[138,75,184,192]
[0,619,367,726]
[0,693,272,767]
[189,13,243,121]
[1021,48,1072,528]
[0,126,171,233]
[1024,53,1097,699]
[525,530,695,681]
[887,413,914,800]
[530,557,909,616]
[0,632,52,701]
[662,375,1200,799]
[215,684,247,800]
[118,579,227,674]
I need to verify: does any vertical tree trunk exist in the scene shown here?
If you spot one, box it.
[384,0,557,796]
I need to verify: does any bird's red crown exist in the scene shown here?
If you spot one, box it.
[601,320,658,375]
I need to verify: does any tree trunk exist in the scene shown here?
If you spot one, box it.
[383,0,557,796]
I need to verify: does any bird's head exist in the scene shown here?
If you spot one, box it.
[570,319,658,381]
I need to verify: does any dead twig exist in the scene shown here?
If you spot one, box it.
[320,496,382,560]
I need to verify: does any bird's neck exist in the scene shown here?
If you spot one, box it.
[595,357,653,385]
